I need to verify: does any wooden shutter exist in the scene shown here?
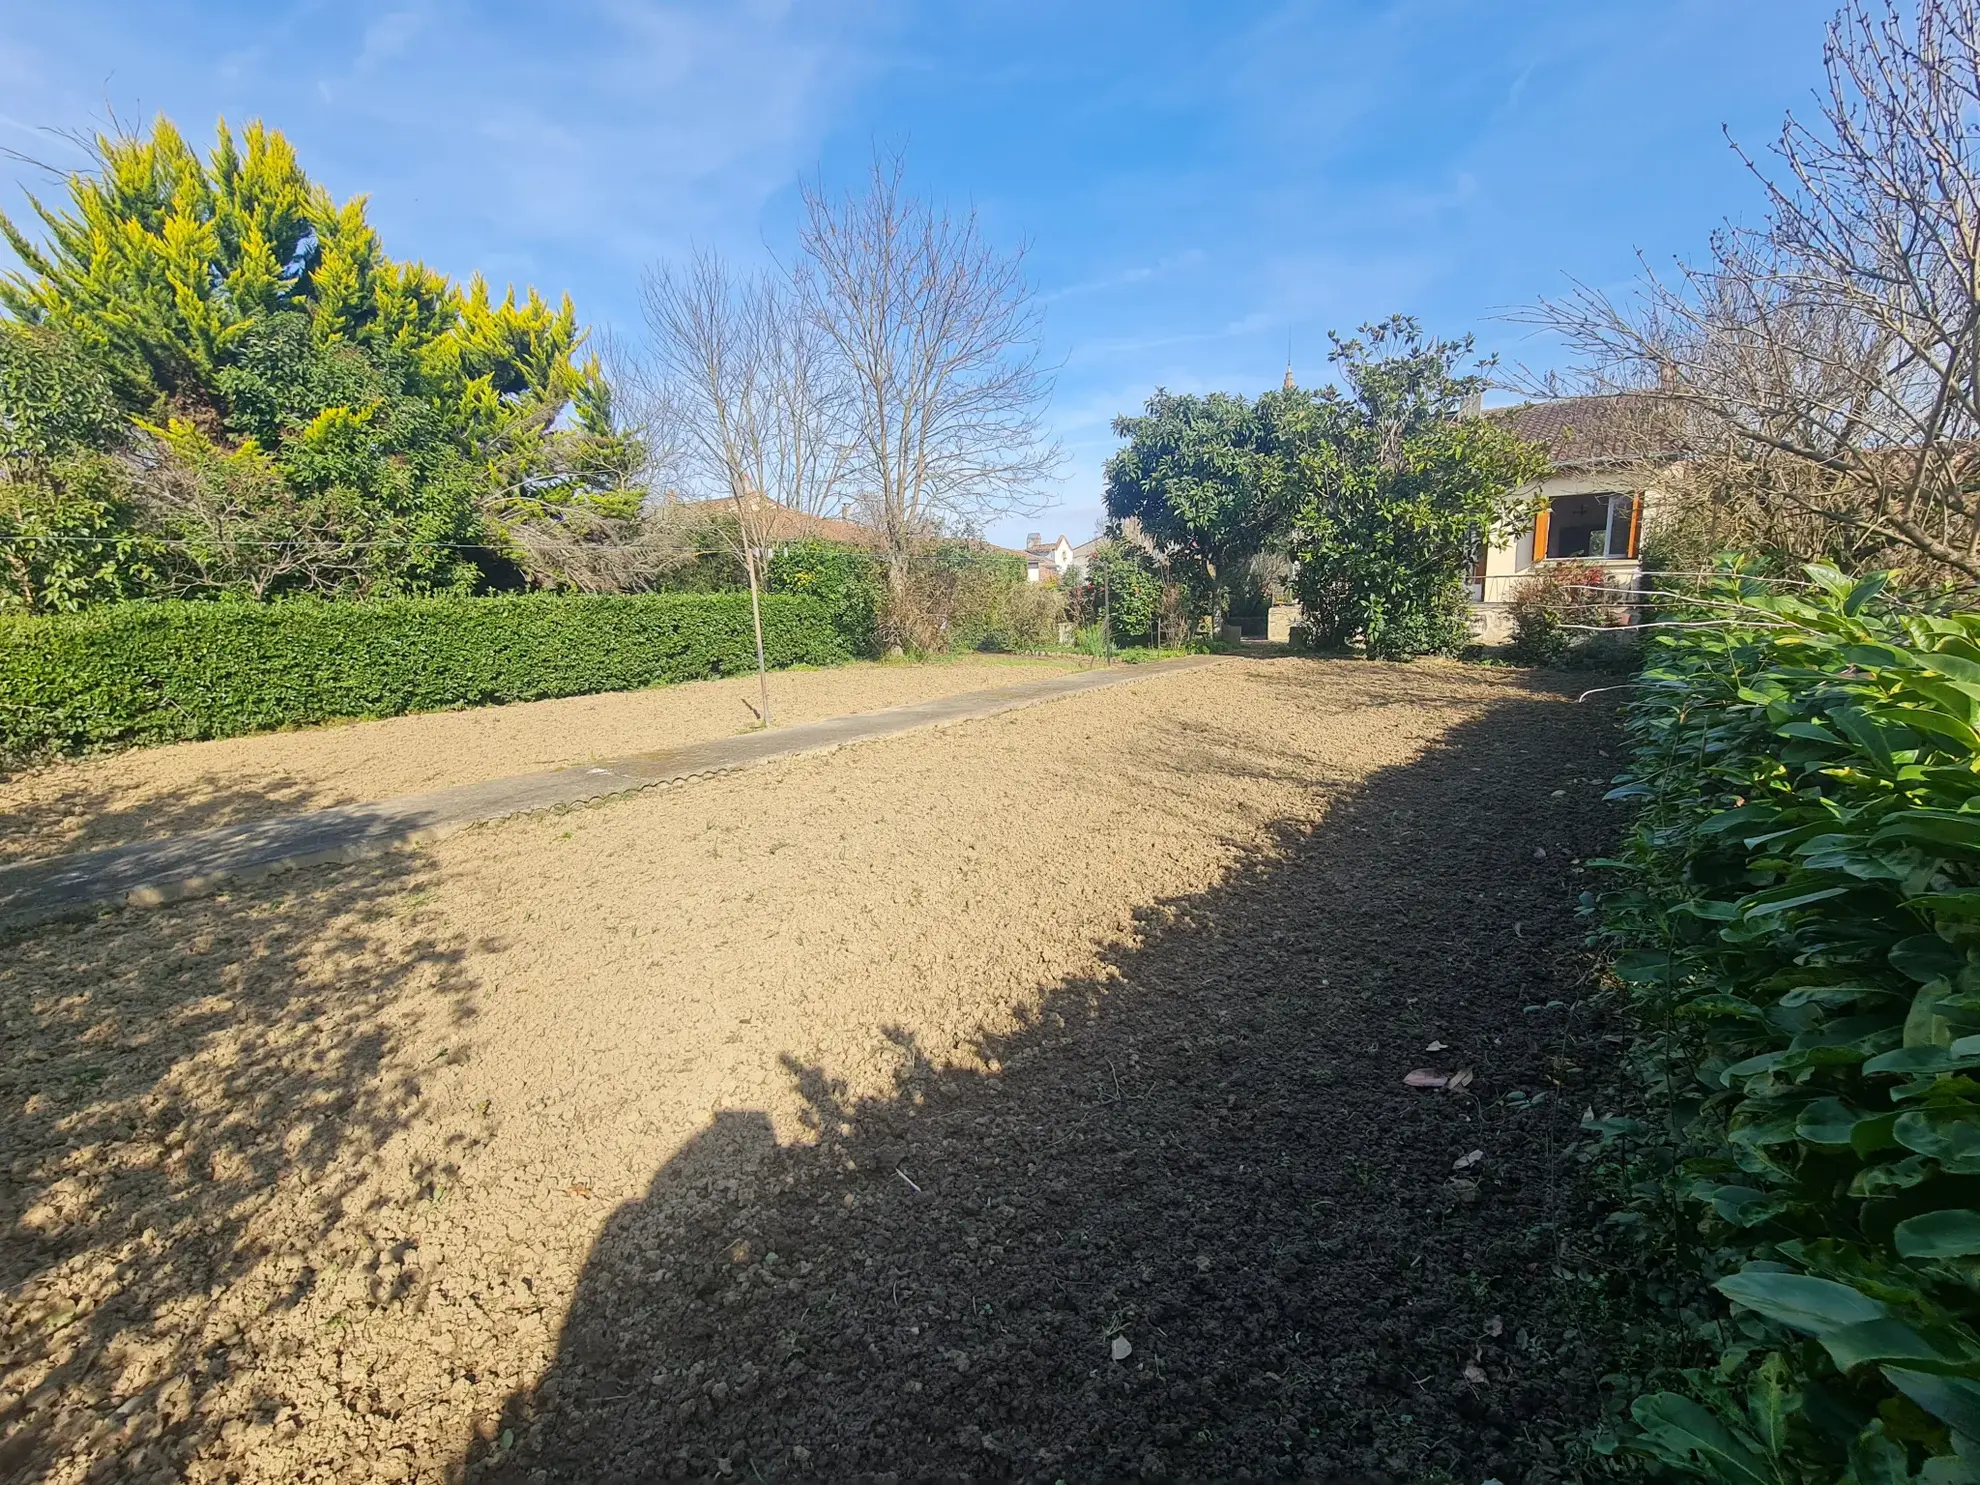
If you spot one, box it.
[1531,500,1552,564]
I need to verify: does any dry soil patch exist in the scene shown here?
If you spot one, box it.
[0,654,1088,864]
[0,658,1623,1485]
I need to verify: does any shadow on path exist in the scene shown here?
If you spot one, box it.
[474,673,1626,1485]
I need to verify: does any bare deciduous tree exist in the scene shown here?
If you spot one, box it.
[798,152,1060,642]
[1524,0,1980,580]
[642,251,848,725]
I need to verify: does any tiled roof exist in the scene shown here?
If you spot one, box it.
[1493,394,1681,466]
[761,505,875,544]
[680,497,875,545]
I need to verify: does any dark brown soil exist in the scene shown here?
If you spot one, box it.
[480,680,1625,1484]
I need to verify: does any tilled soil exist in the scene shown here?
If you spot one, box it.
[0,658,1624,1485]
[0,654,1089,864]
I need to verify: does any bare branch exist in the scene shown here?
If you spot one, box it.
[1515,0,1980,581]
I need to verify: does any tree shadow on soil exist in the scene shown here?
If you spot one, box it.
[0,771,360,865]
[0,853,480,1482]
[477,675,1629,1485]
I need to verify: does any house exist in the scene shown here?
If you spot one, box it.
[1469,394,1682,644]
[1020,532,1077,583]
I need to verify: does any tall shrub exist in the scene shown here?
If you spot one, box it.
[1291,317,1546,660]
[1070,540,1163,642]
[0,115,642,604]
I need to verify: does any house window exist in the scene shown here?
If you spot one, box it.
[1542,492,1637,560]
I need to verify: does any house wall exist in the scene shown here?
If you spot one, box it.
[1469,470,1661,645]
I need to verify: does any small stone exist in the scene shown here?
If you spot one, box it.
[1110,1336,1132,1362]
[1532,847,1547,860]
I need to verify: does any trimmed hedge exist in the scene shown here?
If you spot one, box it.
[0,591,850,760]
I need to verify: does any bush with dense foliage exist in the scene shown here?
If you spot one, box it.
[0,116,641,610]
[1505,560,1631,665]
[1290,318,1548,660]
[1103,389,1298,622]
[874,541,1027,653]
[1598,565,1980,1481]
[1067,540,1163,642]
[1103,317,1545,660]
[765,540,882,656]
[0,591,847,760]
[977,576,1065,652]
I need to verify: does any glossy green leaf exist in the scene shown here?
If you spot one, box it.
[1895,1210,1980,1260]
[1716,1270,1890,1335]
[1921,651,1980,689]
[1798,1098,1870,1146]
[1847,1421,1915,1485]
[1896,1111,1980,1172]
[1845,573,1893,617]
[1888,1369,1980,1449]
[1875,814,1980,854]
[1822,1316,1980,1374]
[1628,1393,1776,1485]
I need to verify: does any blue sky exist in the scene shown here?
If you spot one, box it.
[1,0,1831,547]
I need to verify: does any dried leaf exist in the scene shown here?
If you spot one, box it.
[1453,1149,1485,1170]
[1446,1068,1476,1092]
[1464,1362,1488,1384]
[1404,1069,1450,1089]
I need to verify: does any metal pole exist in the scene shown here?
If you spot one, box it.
[1103,570,1112,667]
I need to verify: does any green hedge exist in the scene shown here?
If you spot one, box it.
[1599,566,1980,1480]
[0,591,850,760]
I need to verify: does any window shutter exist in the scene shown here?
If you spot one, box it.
[1531,501,1552,564]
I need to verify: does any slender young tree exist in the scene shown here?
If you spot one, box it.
[797,151,1059,647]
[641,251,847,724]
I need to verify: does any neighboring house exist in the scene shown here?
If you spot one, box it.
[1020,532,1077,583]
[1065,536,1100,579]
[1469,394,1682,644]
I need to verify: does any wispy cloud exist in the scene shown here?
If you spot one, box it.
[1041,248,1206,304]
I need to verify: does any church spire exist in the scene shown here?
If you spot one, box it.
[1283,331,1295,391]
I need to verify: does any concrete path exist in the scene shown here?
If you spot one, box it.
[0,656,1220,930]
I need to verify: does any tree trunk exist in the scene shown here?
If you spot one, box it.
[885,549,912,653]
[743,541,774,728]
